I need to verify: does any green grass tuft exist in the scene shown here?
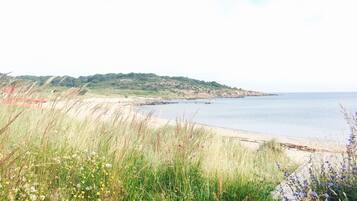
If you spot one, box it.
[0,83,295,200]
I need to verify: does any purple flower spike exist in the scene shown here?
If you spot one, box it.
[310,191,318,198]
[284,172,289,177]
[303,180,309,186]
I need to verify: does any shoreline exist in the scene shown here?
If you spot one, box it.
[74,96,346,163]
[134,107,345,164]
[136,97,345,147]
[133,93,277,106]
[145,113,345,161]
[196,123,345,152]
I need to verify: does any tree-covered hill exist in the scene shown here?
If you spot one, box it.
[11,73,267,98]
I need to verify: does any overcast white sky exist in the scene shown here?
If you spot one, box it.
[0,0,356,92]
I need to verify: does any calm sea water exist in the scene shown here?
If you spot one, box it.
[138,93,357,142]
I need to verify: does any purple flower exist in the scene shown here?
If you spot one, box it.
[310,191,318,198]
[299,191,307,197]
[278,186,284,193]
[284,172,289,177]
[348,138,353,144]
[323,193,329,201]
[303,180,309,187]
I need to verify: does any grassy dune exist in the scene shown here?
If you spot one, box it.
[0,85,295,200]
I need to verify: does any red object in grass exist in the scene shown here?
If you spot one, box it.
[1,86,16,94]
[1,97,47,108]
[1,86,47,108]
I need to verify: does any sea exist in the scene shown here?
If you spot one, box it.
[138,92,357,143]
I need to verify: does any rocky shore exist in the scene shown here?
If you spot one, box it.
[134,90,274,106]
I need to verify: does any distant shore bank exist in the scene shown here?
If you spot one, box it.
[133,93,276,106]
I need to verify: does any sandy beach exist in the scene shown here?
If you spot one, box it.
[60,96,345,164]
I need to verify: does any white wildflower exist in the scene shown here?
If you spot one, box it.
[24,183,30,193]
[30,186,37,193]
[29,194,37,201]
[53,157,61,164]
[105,163,112,168]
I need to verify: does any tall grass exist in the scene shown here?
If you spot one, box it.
[0,80,295,200]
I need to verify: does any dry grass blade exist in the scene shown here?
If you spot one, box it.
[0,148,18,167]
[42,76,57,88]
[0,110,23,135]
[23,82,37,96]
